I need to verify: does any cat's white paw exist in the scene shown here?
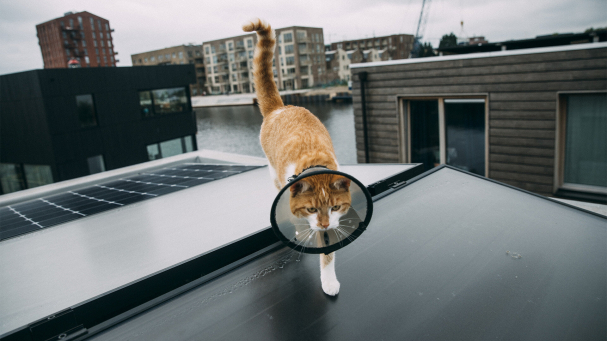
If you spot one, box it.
[322,278,340,296]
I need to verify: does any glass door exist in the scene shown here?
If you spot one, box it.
[444,99,486,176]
[408,98,486,176]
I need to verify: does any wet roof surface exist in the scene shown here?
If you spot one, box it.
[91,167,606,341]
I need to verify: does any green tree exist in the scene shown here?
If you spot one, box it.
[439,33,457,49]
[419,42,436,57]
[585,27,607,33]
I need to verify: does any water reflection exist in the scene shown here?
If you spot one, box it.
[195,103,357,164]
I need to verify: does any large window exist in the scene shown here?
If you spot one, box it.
[139,87,188,118]
[283,33,293,43]
[558,93,607,193]
[404,97,486,176]
[146,136,196,160]
[0,163,53,194]
[76,94,98,127]
[87,155,106,174]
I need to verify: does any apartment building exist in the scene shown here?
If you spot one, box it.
[131,44,206,95]
[36,11,117,68]
[325,48,390,82]
[330,34,414,60]
[203,26,326,94]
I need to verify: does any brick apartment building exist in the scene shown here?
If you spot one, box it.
[330,34,414,61]
[325,34,414,83]
[131,45,206,95]
[203,26,326,94]
[36,11,117,68]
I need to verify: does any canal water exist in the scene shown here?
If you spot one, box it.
[195,103,357,164]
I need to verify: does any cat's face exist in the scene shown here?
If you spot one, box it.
[289,174,352,230]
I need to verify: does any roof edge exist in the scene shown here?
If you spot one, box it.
[350,41,607,69]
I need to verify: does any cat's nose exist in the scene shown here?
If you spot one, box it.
[320,223,329,229]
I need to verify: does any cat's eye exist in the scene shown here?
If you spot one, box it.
[307,207,317,213]
[332,205,341,211]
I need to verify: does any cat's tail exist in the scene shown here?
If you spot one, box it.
[242,18,284,117]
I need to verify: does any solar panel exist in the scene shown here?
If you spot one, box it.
[0,164,261,241]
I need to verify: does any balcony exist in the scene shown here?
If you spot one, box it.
[235,45,246,52]
[296,36,311,43]
[61,26,80,32]
[298,59,312,66]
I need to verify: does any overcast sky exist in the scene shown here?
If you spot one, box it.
[0,0,605,75]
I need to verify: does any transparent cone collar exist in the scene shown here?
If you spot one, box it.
[270,167,373,254]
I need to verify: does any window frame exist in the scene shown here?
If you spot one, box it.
[555,90,607,195]
[398,94,489,176]
[138,87,191,118]
[146,135,197,161]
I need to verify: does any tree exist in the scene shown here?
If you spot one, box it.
[439,33,458,49]
[419,42,436,57]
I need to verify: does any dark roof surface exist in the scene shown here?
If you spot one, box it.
[91,166,606,341]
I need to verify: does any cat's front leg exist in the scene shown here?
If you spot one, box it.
[320,252,340,296]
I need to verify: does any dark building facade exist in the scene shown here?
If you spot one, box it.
[351,42,607,203]
[438,31,607,55]
[36,11,117,68]
[0,66,197,194]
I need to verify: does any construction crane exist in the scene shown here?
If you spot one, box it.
[410,0,432,58]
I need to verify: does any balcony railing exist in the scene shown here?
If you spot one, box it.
[296,36,311,43]
[298,59,312,66]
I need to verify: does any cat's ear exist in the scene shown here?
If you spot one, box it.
[331,176,351,191]
[290,179,312,196]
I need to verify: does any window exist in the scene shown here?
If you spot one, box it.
[144,57,148,62]
[296,31,306,41]
[205,46,210,54]
[87,155,106,174]
[139,87,188,118]
[232,63,237,71]
[90,17,94,30]
[247,39,253,48]
[97,20,101,31]
[105,23,109,31]
[179,51,183,59]
[92,31,96,39]
[78,16,83,28]
[284,33,293,43]
[100,32,104,39]
[0,163,54,194]
[101,40,104,47]
[229,53,234,62]
[558,93,607,193]
[147,136,195,160]
[76,94,97,127]
[285,45,294,54]
[404,98,486,176]
[248,51,253,59]
[285,56,294,66]
[82,40,87,47]
[0,163,26,193]
[228,42,233,51]
[158,55,163,61]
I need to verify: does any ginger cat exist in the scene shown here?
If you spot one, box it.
[243,19,349,296]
